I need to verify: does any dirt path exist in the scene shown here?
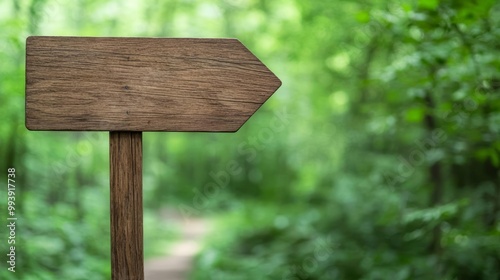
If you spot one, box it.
[145,215,209,280]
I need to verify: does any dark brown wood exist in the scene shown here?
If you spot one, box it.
[25,36,281,132]
[110,132,143,280]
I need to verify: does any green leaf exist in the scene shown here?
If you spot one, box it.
[418,0,439,10]
[490,150,500,167]
[355,11,370,23]
[405,107,425,123]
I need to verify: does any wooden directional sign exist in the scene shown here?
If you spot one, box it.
[26,36,281,132]
[25,36,281,280]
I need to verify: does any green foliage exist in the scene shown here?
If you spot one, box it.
[0,0,499,279]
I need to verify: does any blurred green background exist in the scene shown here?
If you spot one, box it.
[1,0,500,279]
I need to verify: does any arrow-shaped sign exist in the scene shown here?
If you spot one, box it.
[26,37,281,132]
[25,36,281,280]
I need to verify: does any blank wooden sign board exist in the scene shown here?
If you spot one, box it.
[25,36,281,279]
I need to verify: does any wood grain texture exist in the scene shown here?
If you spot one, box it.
[25,36,281,132]
[110,132,143,280]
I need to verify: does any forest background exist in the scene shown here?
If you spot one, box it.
[0,0,499,279]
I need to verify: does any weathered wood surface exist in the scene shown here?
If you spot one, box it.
[110,132,143,280]
[25,36,281,132]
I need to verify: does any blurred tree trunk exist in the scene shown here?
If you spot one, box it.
[423,83,443,262]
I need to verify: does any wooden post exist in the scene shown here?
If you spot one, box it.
[110,132,143,280]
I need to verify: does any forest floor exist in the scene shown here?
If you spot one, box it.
[145,211,210,280]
